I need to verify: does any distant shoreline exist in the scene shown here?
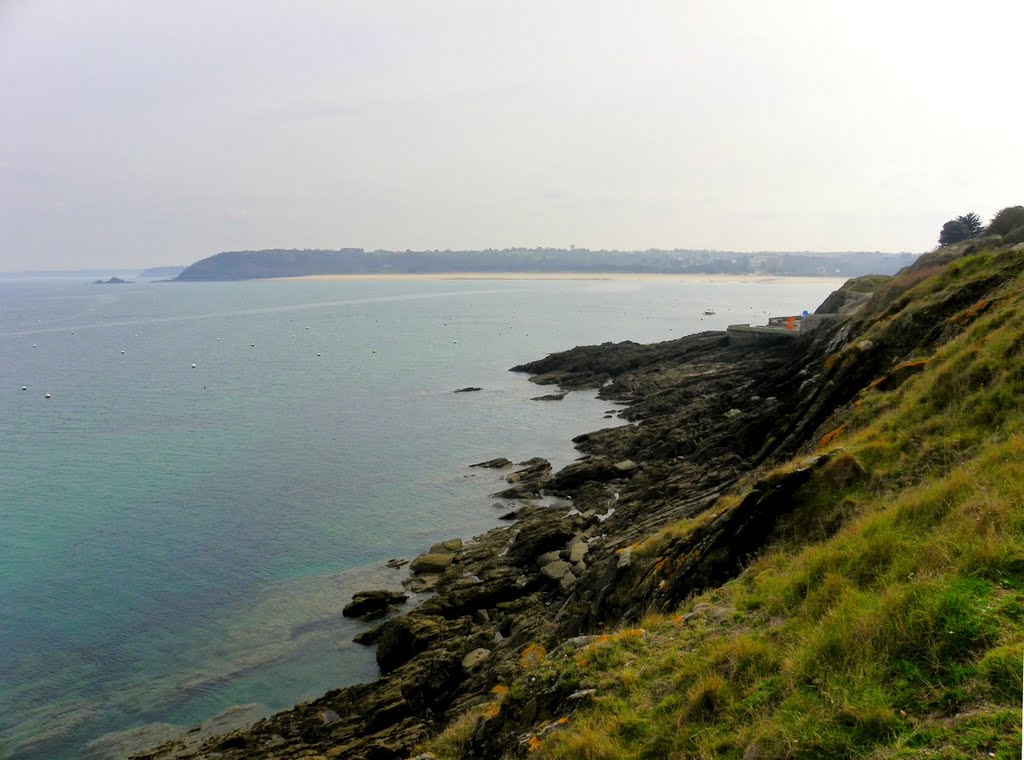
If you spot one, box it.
[267,272,847,284]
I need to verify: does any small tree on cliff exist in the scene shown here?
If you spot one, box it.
[938,213,984,246]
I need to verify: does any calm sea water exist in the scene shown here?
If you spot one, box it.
[0,276,841,758]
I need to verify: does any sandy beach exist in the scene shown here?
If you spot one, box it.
[270,272,847,285]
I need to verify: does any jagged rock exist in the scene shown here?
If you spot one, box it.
[471,458,513,469]
[531,392,567,401]
[453,387,482,393]
[343,590,409,619]
[505,459,552,484]
[558,572,577,593]
[385,558,409,569]
[506,520,574,564]
[410,553,455,574]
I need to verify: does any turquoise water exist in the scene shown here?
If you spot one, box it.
[0,276,841,758]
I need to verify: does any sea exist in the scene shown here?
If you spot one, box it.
[0,275,843,759]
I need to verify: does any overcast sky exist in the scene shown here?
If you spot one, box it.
[1,1,1022,269]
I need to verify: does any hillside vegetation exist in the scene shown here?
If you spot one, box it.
[422,242,1024,757]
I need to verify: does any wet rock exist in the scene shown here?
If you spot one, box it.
[531,392,567,401]
[453,387,482,393]
[517,457,549,467]
[505,459,552,484]
[343,590,409,619]
[471,458,513,469]
[385,558,408,569]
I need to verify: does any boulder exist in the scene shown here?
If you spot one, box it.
[550,456,620,490]
[343,590,409,619]
[461,648,491,673]
[506,520,574,565]
[612,460,640,476]
[374,615,446,673]
[531,392,567,401]
[558,572,577,593]
[410,553,455,574]
[428,538,463,554]
[568,539,589,564]
[535,550,563,567]
[540,560,572,582]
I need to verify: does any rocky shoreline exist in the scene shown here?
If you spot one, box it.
[133,285,881,759]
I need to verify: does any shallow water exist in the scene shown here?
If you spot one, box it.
[0,276,842,758]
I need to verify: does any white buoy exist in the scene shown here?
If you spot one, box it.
[251,344,255,347]
[21,386,27,391]
[191,363,197,369]
[316,353,321,357]
[32,344,37,348]
[44,393,51,399]
[121,350,126,354]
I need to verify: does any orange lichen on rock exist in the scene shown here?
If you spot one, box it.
[818,424,847,448]
[519,643,547,669]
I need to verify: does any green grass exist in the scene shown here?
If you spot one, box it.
[420,247,1024,759]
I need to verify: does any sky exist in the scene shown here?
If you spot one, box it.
[1,1,1022,270]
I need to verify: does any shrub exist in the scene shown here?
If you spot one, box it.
[986,206,1024,236]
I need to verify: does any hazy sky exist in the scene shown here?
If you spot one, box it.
[2,1,1022,269]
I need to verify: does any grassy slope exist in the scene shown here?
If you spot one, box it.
[423,247,1024,758]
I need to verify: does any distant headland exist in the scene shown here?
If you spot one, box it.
[173,247,918,282]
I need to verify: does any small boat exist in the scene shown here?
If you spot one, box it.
[703,309,716,316]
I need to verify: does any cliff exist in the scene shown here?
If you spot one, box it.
[138,237,1024,759]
